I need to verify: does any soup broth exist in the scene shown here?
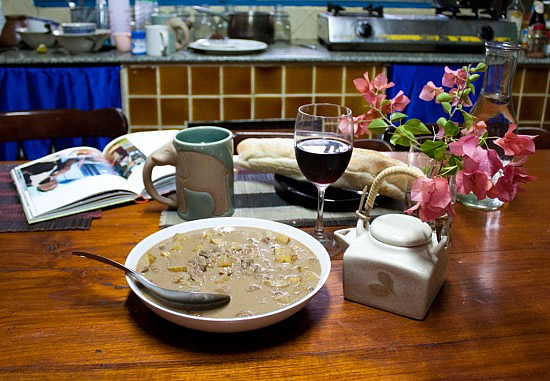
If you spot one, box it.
[137,227,322,318]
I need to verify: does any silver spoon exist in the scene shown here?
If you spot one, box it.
[72,251,230,310]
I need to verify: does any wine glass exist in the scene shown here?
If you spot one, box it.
[294,103,354,256]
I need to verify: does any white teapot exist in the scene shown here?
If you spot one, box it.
[334,166,449,320]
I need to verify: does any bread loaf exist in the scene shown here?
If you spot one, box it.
[236,138,418,200]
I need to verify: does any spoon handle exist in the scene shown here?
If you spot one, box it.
[72,251,138,276]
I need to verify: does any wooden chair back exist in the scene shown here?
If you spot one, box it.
[0,108,129,159]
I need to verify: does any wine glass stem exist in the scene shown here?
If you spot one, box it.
[314,186,328,240]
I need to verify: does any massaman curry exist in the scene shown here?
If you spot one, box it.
[136,227,322,318]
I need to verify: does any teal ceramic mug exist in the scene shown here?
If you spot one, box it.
[143,126,234,220]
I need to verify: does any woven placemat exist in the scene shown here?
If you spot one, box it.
[161,170,404,228]
[0,164,101,232]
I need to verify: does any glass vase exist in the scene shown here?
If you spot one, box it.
[456,41,521,211]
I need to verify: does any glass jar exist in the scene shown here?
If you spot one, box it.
[191,9,216,41]
[456,41,521,211]
[273,5,291,42]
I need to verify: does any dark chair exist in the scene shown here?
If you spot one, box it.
[517,127,550,149]
[0,108,129,159]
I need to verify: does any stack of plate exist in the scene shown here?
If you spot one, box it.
[53,23,110,54]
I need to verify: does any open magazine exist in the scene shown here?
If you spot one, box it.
[10,130,178,224]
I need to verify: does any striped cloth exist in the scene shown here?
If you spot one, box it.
[160,170,405,228]
[0,164,102,232]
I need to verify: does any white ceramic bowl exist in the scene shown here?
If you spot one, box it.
[61,22,97,34]
[125,217,331,333]
[53,29,110,54]
[16,28,57,48]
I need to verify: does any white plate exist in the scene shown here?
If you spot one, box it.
[189,38,268,55]
[125,217,331,333]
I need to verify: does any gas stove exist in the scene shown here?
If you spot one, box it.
[318,3,517,53]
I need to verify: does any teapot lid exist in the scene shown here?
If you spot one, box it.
[370,214,432,247]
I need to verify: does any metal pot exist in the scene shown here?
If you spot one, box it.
[193,6,274,44]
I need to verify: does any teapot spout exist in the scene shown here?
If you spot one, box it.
[428,236,448,262]
[334,227,356,246]
[334,220,369,247]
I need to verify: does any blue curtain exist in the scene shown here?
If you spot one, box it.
[0,65,121,160]
[387,64,484,127]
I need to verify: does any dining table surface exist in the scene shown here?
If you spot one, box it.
[1,149,549,380]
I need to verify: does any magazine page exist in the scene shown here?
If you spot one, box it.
[102,130,179,194]
[12,147,137,219]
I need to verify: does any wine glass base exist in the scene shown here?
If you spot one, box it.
[310,232,342,257]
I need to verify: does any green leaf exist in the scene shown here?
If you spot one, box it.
[436,117,447,127]
[468,83,476,96]
[469,74,480,82]
[461,110,473,128]
[368,118,388,135]
[444,120,460,137]
[380,99,391,108]
[403,118,431,135]
[447,155,463,172]
[436,92,453,103]
[441,102,452,114]
[473,62,487,72]
[421,140,448,161]
[390,126,415,147]
[390,112,407,122]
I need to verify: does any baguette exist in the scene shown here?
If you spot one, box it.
[237,138,418,200]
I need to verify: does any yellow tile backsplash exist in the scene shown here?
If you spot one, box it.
[191,66,220,95]
[129,98,157,126]
[223,66,251,95]
[254,66,282,94]
[315,66,343,94]
[124,64,550,131]
[161,98,189,125]
[128,67,156,95]
[286,66,313,94]
[159,66,188,95]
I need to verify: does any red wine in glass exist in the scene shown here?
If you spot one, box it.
[295,137,352,186]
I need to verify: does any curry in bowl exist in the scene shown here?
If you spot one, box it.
[137,226,322,319]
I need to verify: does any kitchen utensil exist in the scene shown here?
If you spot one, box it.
[124,217,331,332]
[193,6,274,44]
[72,251,231,310]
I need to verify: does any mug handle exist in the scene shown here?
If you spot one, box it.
[143,142,178,208]
[167,17,190,50]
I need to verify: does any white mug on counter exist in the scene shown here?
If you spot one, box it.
[146,24,170,56]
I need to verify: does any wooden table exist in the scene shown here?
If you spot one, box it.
[1,151,549,380]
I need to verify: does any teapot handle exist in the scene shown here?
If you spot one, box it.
[356,166,423,227]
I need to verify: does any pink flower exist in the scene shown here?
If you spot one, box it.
[462,120,487,137]
[405,177,455,222]
[372,72,395,91]
[381,90,410,114]
[419,81,443,102]
[456,169,493,200]
[353,72,373,94]
[495,125,537,156]
[442,66,468,88]
[493,165,537,202]
[449,134,480,157]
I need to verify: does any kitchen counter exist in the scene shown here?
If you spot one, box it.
[1,41,549,66]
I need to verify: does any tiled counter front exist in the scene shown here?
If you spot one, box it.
[123,63,384,132]
[123,63,550,133]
